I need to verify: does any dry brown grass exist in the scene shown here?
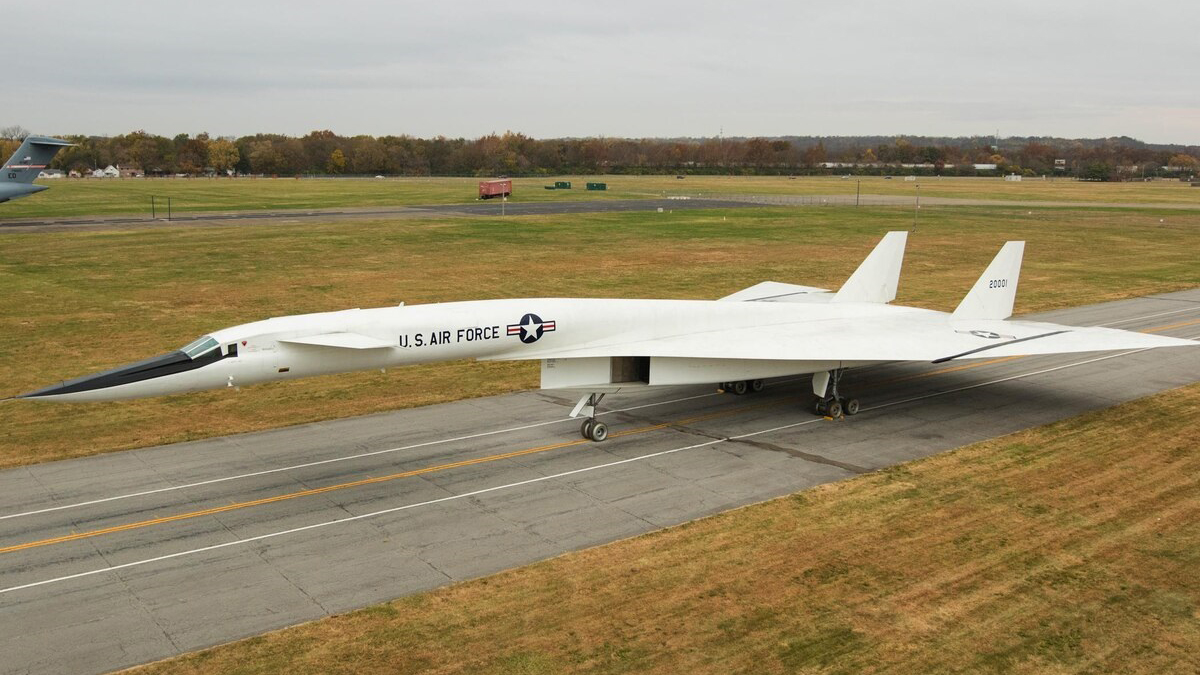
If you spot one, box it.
[128,383,1200,675]
[2,205,1198,468]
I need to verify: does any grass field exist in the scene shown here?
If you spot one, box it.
[1,174,1197,219]
[2,203,1198,468]
[129,382,1200,675]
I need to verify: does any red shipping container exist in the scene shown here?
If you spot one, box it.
[478,179,512,199]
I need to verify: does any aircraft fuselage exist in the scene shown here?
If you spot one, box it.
[18,298,896,402]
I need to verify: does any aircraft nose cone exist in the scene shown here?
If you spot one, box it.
[15,350,197,400]
[15,381,73,399]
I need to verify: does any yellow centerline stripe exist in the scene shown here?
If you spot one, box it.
[1142,318,1200,333]
[5,316,1194,556]
[0,402,775,555]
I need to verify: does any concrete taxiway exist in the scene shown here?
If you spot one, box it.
[1,289,1198,674]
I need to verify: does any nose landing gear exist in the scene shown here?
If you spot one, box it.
[572,393,609,442]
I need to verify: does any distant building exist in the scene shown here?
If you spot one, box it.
[118,165,143,178]
[1005,174,1022,182]
[974,163,998,171]
[37,169,64,179]
[101,165,119,178]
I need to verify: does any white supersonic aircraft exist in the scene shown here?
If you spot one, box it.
[16,232,1196,441]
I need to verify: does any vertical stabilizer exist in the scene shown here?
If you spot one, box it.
[831,231,908,304]
[2,136,72,185]
[952,241,1024,320]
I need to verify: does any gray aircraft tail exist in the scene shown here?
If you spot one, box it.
[3,135,72,184]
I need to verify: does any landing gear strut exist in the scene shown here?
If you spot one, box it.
[572,393,608,442]
[812,369,859,419]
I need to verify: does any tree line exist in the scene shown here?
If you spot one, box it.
[2,127,1197,180]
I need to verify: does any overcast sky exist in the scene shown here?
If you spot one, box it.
[11,1,1200,144]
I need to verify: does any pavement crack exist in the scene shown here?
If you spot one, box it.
[411,549,454,583]
[208,512,332,615]
[267,559,332,616]
[92,538,183,653]
[730,438,871,474]
[669,423,870,474]
[531,391,575,407]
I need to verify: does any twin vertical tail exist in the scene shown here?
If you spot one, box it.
[830,231,1025,321]
[952,241,1024,320]
[831,231,908,304]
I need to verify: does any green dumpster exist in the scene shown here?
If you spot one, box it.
[554,181,572,189]
[586,182,607,191]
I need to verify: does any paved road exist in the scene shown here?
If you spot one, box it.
[0,198,755,233]
[1,290,1198,674]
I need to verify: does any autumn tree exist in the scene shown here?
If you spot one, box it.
[801,142,826,167]
[174,133,211,174]
[1167,153,1199,169]
[247,140,284,174]
[326,148,347,174]
[207,139,240,175]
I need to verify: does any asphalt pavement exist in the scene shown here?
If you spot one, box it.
[0,289,1197,674]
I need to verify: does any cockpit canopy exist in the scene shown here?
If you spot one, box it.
[181,336,219,359]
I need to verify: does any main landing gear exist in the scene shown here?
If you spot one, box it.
[572,393,608,442]
[720,379,765,396]
[812,369,859,419]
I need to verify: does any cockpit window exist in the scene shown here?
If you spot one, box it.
[181,336,219,359]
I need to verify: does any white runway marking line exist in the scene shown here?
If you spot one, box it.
[1094,304,1200,327]
[2,302,1194,523]
[2,333,1195,598]
[0,390,724,522]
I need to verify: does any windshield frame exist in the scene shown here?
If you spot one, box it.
[180,336,220,359]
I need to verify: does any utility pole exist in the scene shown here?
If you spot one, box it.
[912,184,920,231]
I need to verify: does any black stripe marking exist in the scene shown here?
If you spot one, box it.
[931,330,1070,364]
[18,349,226,398]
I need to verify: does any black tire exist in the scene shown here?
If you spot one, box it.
[581,420,594,439]
[814,399,827,415]
[589,421,609,442]
[844,398,860,415]
[827,400,843,418]
[731,380,749,395]
[750,379,765,393]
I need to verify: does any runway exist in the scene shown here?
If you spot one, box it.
[1,289,1198,674]
[4,192,1195,234]
[0,198,754,233]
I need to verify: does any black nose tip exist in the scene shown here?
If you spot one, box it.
[15,350,201,399]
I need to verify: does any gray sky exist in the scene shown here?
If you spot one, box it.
[12,1,1200,144]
